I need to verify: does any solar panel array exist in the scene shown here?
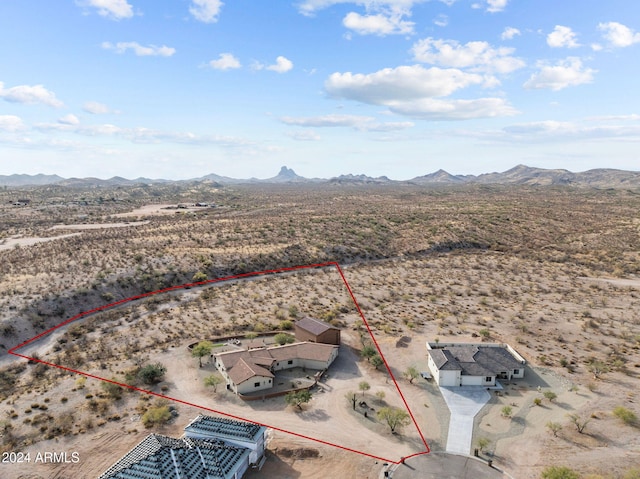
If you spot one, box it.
[185,415,262,441]
[98,434,250,479]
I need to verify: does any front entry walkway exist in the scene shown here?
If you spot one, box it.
[439,387,491,455]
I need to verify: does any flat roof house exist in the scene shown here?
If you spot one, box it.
[99,416,267,479]
[214,341,339,395]
[294,317,341,345]
[426,342,526,387]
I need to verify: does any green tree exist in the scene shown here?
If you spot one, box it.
[586,359,610,379]
[361,344,377,362]
[371,355,384,370]
[377,407,411,433]
[541,466,579,479]
[204,374,222,392]
[501,406,513,418]
[285,390,312,410]
[543,391,558,402]
[359,381,370,397]
[274,333,296,346]
[138,363,167,385]
[613,406,638,425]
[192,341,214,367]
[546,421,562,437]
[288,305,299,319]
[375,390,386,402]
[403,366,419,384]
[142,405,172,428]
[567,413,590,434]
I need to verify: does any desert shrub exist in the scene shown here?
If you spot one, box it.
[142,406,172,428]
[138,363,167,385]
[101,380,123,400]
[612,406,638,425]
[274,333,295,346]
[541,466,579,479]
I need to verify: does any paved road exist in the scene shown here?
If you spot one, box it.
[385,452,508,479]
[439,387,491,455]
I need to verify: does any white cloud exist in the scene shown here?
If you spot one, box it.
[343,11,414,35]
[281,114,374,127]
[326,65,484,102]
[267,56,293,73]
[591,43,603,52]
[285,130,321,141]
[208,53,241,70]
[433,14,448,27]
[77,0,134,20]
[360,121,415,131]
[501,27,520,40]
[524,57,595,91]
[189,0,223,23]
[388,97,517,119]
[547,25,580,48]
[101,42,176,57]
[35,121,253,147]
[411,38,525,73]
[0,82,64,107]
[280,114,414,131]
[598,22,640,48]
[486,0,508,13]
[58,114,80,125]
[298,1,427,17]
[83,101,112,114]
[499,120,640,142]
[324,65,517,120]
[0,115,25,132]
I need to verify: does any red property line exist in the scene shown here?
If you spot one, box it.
[9,261,430,464]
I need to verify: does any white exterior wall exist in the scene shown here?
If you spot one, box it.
[460,375,495,386]
[511,368,525,379]
[235,376,272,395]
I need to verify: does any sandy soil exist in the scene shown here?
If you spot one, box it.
[0,234,82,252]
[49,221,149,230]
[112,204,213,218]
[3,256,640,479]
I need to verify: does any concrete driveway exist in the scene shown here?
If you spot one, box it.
[439,387,491,455]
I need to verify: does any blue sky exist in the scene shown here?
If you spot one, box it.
[0,0,639,180]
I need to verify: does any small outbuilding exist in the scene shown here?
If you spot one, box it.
[294,316,341,345]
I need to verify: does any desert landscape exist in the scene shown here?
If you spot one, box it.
[1,181,640,479]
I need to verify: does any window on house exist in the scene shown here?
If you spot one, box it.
[254,382,260,387]
[513,369,519,375]
[287,360,293,365]
[485,377,492,382]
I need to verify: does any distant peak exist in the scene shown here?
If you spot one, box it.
[277,166,298,177]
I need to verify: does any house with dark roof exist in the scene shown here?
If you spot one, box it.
[99,416,267,479]
[184,415,266,465]
[426,342,526,387]
[214,341,339,395]
[294,317,341,345]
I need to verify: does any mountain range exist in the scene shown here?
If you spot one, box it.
[2,165,640,188]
